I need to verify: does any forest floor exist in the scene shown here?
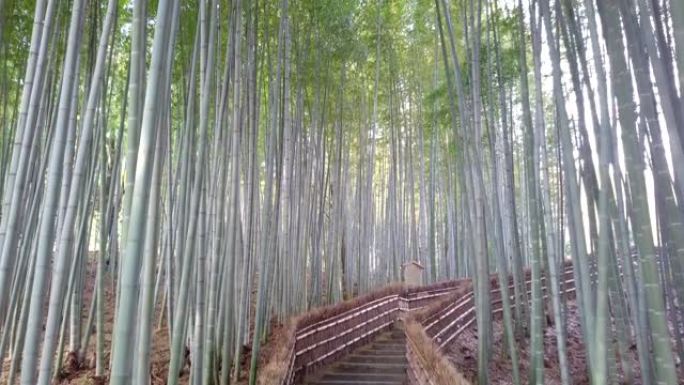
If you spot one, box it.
[1,261,189,385]
[0,259,280,385]
[6,266,682,384]
[57,262,187,385]
[444,299,652,385]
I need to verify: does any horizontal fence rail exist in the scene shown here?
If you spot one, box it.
[406,261,577,385]
[265,261,577,385]
[406,331,439,385]
[427,265,576,348]
[274,281,463,384]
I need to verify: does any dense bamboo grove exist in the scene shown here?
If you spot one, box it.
[0,0,682,384]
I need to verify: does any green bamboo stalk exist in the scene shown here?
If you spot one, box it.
[109,0,177,382]
[25,0,113,382]
[167,0,215,380]
[0,0,48,322]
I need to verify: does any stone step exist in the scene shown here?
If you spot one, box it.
[379,332,405,340]
[357,349,405,356]
[376,338,406,345]
[371,342,405,349]
[302,329,408,385]
[354,346,406,356]
[308,380,404,385]
[345,354,407,365]
[332,361,407,375]
[318,372,407,382]
[374,339,405,343]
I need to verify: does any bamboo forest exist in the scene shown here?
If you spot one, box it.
[1,0,684,384]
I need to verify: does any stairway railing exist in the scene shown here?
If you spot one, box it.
[405,318,471,385]
[259,262,577,385]
[259,279,466,385]
[405,262,576,385]
[425,265,575,348]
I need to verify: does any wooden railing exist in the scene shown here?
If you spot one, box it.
[262,262,577,385]
[406,335,433,385]
[406,262,576,385]
[425,265,576,349]
[405,319,471,385]
[292,293,402,377]
[269,280,465,384]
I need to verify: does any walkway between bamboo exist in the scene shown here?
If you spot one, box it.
[266,262,575,385]
[303,327,407,385]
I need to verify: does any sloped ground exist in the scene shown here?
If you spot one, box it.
[445,300,643,385]
[1,262,189,385]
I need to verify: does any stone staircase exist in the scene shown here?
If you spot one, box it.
[304,328,408,385]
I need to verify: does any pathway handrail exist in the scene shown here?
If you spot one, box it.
[405,317,472,385]
[259,261,576,385]
[259,280,462,385]
[405,261,577,385]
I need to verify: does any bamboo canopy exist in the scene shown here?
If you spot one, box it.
[0,0,682,384]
